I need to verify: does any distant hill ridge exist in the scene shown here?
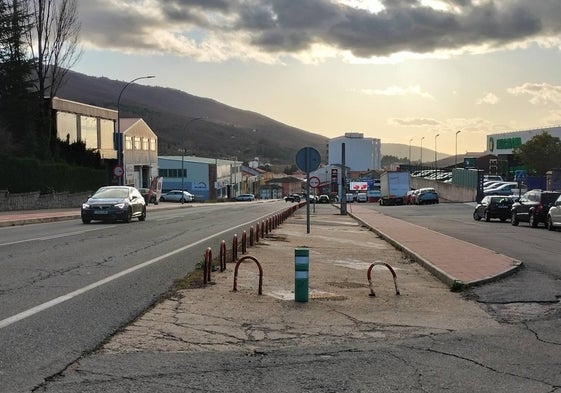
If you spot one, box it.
[57,70,445,166]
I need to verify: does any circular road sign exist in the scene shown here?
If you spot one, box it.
[309,176,320,188]
[295,147,321,173]
[113,164,124,178]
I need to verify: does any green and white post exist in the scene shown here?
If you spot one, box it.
[295,248,309,302]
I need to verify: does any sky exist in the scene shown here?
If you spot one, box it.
[72,0,561,156]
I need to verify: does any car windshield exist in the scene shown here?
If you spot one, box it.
[94,188,129,199]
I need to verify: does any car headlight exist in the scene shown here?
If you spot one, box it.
[114,203,126,209]
[82,203,90,209]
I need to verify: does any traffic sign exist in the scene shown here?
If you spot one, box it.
[296,147,321,173]
[113,164,124,178]
[309,176,320,188]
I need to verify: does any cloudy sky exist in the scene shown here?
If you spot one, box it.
[73,0,561,156]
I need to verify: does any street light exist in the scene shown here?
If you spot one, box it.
[434,133,440,171]
[455,130,461,168]
[180,117,203,204]
[420,136,425,169]
[116,75,155,185]
[408,138,413,167]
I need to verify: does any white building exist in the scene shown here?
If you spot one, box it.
[487,126,561,155]
[328,132,381,171]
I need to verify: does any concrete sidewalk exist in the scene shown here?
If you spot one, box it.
[348,205,522,288]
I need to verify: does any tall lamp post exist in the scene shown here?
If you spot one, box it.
[455,130,461,168]
[434,133,440,171]
[116,75,155,185]
[408,138,413,168]
[180,117,203,204]
[420,136,425,169]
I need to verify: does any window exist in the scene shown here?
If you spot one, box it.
[134,136,141,150]
[142,137,149,151]
[125,136,133,150]
[81,116,98,149]
[150,139,156,151]
[99,119,114,150]
[56,112,78,143]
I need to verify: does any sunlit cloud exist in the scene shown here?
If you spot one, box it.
[476,92,500,105]
[362,85,435,99]
[78,0,561,63]
[507,83,561,106]
[388,117,441,127]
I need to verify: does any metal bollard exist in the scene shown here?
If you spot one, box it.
[294,248,309,302]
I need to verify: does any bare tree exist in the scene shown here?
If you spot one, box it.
[27,0,81,98]
[25,0,81,156]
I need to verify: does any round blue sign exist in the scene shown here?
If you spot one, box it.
[296,147,321,173]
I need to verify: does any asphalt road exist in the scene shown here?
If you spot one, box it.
[0,201,289,393]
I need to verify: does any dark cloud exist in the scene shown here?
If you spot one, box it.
[78,0,561,59]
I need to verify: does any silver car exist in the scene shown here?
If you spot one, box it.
[159,190,194,202]
[547,194,561,231]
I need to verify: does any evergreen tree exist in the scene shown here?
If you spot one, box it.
[0,0,38,155]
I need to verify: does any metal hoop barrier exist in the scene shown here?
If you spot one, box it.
[232,234,238,262]
[367,261,400,297]
[220,240,227,272]
[204,247,213,285]
[249,225,255,246]
[241,230,247,254]
[232,256,264,295]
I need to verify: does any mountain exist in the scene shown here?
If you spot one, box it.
[56,71,448,166]
[57,71,329,167]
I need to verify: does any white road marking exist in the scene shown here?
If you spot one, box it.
[0,226,115,247]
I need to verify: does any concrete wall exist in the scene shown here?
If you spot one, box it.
[411,178,476,202]
[0,191,90,211]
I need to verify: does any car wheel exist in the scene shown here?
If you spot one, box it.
[511,211,519,226]
[547,216,555,231]
[529,213,538,228]
[82,217,91,224]
[484,211,490,222]
[473,211,481,221]
[124,207,132,223]
[139,207,146,221]
[159,197,165,202]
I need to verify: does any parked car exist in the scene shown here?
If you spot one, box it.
[405,190,416,205]
[511,190,561,227]
[484,175,503,182]
[473,196,514,222]
[345,193,355,203]
[81,186,146,224]
[284,194,301,202]
[356,193,368,203]
[415,188,439,204]
[138,187,158,204]
[547,194,561,231]
[159,190,194,203]
[318,194,330,203]
[235,193,255,201]
[483,182,518,196]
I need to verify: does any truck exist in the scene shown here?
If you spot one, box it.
[379,171,411,206]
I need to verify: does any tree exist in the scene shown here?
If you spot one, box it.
[0,0,37,155]
[513,131,561,176]
[25,0,81,157]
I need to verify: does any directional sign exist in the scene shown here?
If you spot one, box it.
[309,176,320,188]
[296,147,321,173]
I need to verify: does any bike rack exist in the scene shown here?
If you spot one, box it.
[367,261,400,297]
[232,256,263,295]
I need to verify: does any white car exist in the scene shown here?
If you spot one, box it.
[356,193,368,202]
[159,190,194,202]
[547,194,561,231]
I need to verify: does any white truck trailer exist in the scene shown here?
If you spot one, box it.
[379,171,410,206]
